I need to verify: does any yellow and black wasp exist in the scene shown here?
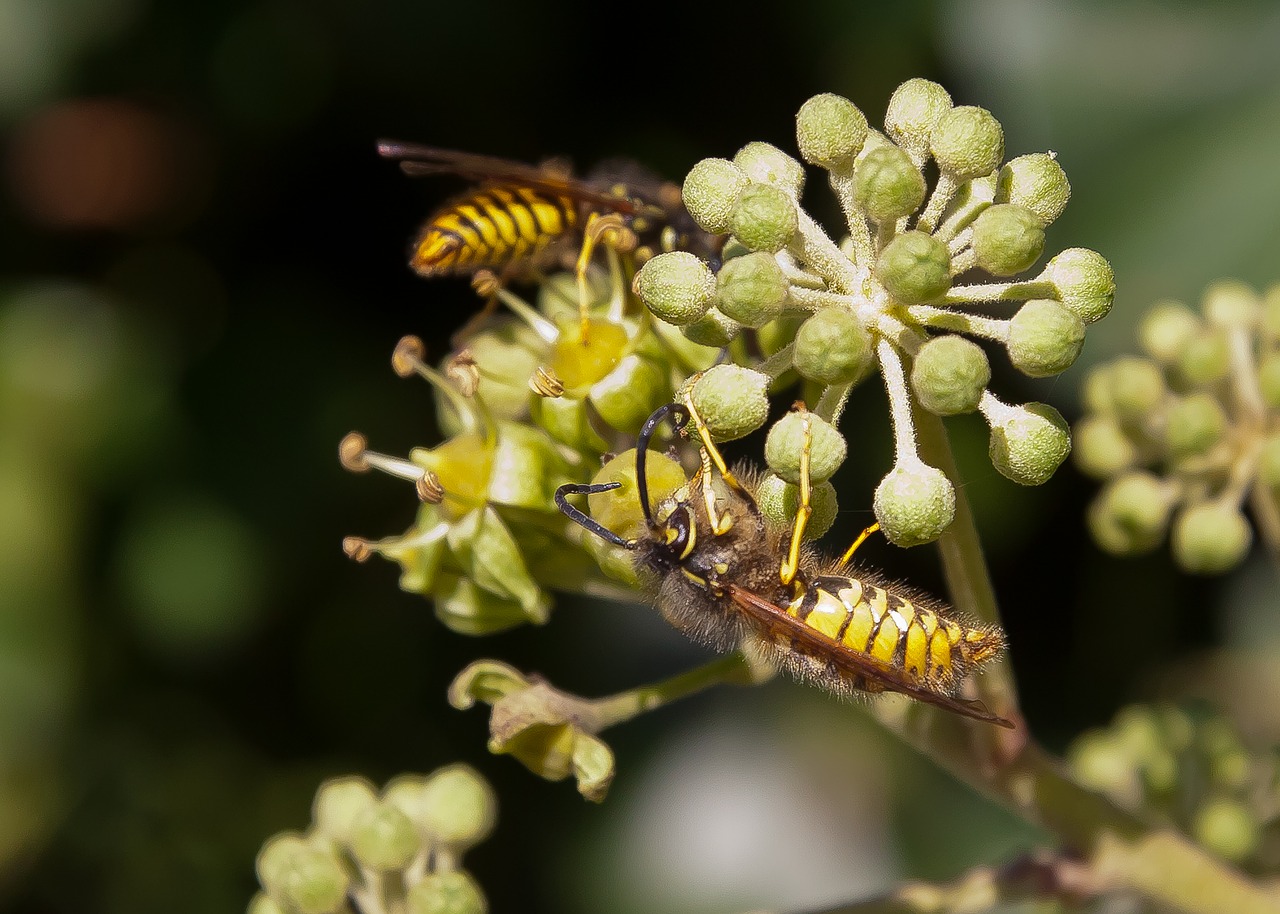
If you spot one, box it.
[555,400,1013,728]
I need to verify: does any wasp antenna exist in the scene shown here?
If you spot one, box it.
[635,404,690,529]
[555,483,635,549]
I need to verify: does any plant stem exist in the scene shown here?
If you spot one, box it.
[589,652,761,730]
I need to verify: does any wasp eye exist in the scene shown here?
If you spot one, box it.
[663,505,696,560]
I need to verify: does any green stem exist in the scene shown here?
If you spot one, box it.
[589,652,760,730]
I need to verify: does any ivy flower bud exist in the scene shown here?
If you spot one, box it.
[755,472,838,540]
[689,365,770,441]
[1175,330,1230,386]
[1044,248,1114,324]
[1262,431,1280,487]
[1068,731,1135,796]
[910,335,990,415]
[987,402,1071,486]
[764,412,846,484]
[793,307,873,385]
[312,776,378,846]
[1007,299,1085,377]
[407,872,488,914]
[633,251,716,326]
[1192,798,1260,864]
[257,833,310,898]
[248,893,286,914]
[416,764,498,853]
[1109,357,1165,423]
[715,252,788,327]
[876,230,952,304]
[682,307,742,347]
[682,158,749,234]
[350,801,421,871]
[795,93,868,170]
[257,834,349,914]
[588,448,686,539]
[1171,501,1252,574]
[884,78,952,157]
[1257,353,1280,407]
[1073,416,1139,479]
[734,141,805,196]
[1088,471,1173,554]
[994,153,1070,226]
[1138,300,1200,363]
[929,105,1004,180]
[1202,279,1259,328]
[851,145,926,223]
[873,458,956,546]
[729,184,798,253]
[970,204,1045,277]
[1165,393,1227,458]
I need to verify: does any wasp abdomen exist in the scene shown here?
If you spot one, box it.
[411,183,579,276]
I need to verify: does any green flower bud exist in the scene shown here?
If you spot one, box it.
[1089,472,1173,554]
[312,776,378,846]
[910,335,990,415]
[689,365,770,441]
[257,833,310,897]
[715,252,788,328]
[416,764,497,852]
[590,354,668,433]
[248,893,287,914]
[1072,415,1140,479]
[851,145,926,223]
[281,847,349,914]
[729,184,798,253]
[873,459,956,546]
[734,141,805,196]
[1044,248,1114,324]
[1007,299,1085,377]
[884,78,952,156]
[1069,731,1137,796]
[1171,501,1252,574]
[1138,300,1200,364]
[434,573,550,635]
[970,204,1045,277]
[1165,393,1227,457]
[682,158,749,234]
[407,872,488,914]
[1081,363,1116,415]
[1175,329,1230,387]
[588,448,686,539]
[681,307,742,347]
[796,93,868,169]
[1211,750,1251,792]
[1258,352,1280,407]
[351,800,420,871]
[755,472,838,540]
[1192,798,1259,863]
[633,251,716,326]
[1264,283,1280,341]
[988,402,1071,486]
[929,105,1004,181]
[765,412,847,485]
[1202,279,1259,328]
[994,153,1070,226]
[876,230,952,304]
[583,527,641,587]
[1109,357,1166,423]
[1260,431,1280,487]
[446,506,542,615]
[793,307,873,385]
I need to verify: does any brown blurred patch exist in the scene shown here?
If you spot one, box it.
[6,98,211,231]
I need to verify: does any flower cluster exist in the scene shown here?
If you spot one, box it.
[250,766,496,914]
[1075,281,1280,573]
[635,80,1112,545]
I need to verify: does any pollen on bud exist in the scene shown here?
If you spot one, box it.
[689,365,770,442]
[1088,471,1173,555]
[1138,300,1200,364]
[1202,279,1260,328]
[312,776,378,846]
[339,432,370,472]
[970,204,1045,277]
[1007,299,1086,377]
[929,105,1004,181]
[1073,416,1139,479]
[988,402,1071,486]
[873,459,956,547]
[729,183,798,253]
[1044,248,1114,324]
[415,764,498,853]
[633,251,716,326]
[995,153,1070,226]
[794,307,873,385]
[755,472,839,540]
[910,335,990,415]
[734,141,805,197]
[1165,393,1227,458]
[851,145,926,224]
[795,93,868,170]
[393,335,428,378]
[714,251,789,328]
[876,230,952,305]
[884,78,953,157]
[1171,501,1252,574]
[764,411,847,484]
[407,872,488,914]
[681,307,743,347]
[350,801,421,872]
[682,158,749,235]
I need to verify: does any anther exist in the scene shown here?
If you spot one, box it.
[471,270,502,299]
[339,432,370,472]
[446,350,480,397]
[417,469,445,504]
[343,536,374,561]
[530,366,565,398]
[392,336,427,378]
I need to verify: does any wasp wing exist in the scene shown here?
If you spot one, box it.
[727,584,1015,728]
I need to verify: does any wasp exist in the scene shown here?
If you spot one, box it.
[377,142,724,333]
[555,400,1013,728]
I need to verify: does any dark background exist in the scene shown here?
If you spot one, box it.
[3,2,1280,912]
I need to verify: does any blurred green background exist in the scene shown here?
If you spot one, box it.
[3,1,1280,912]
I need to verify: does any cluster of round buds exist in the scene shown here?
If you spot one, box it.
[1069,704,1279,866]
[634,80,1112,545]
[1075,281,1280,573]
[250,765,496,914]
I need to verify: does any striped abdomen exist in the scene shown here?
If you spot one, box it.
[787,575,1002,694]
[411,182,579,276]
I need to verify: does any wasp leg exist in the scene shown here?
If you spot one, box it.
[779,408,814,586]
[678,387,752,537]
[838,523,882,567]
[574,212,634,341]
